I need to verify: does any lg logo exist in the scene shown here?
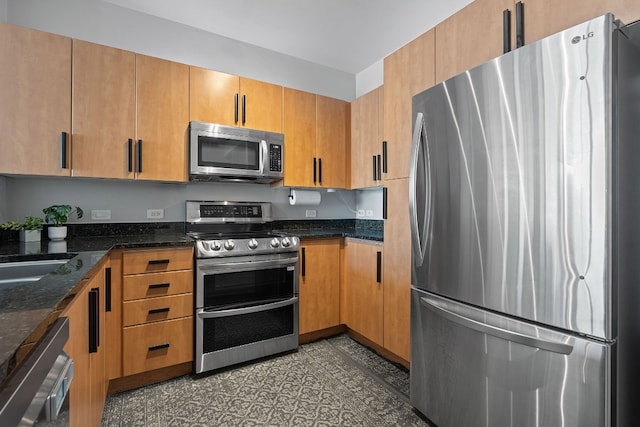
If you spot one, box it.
[572,32,595,44]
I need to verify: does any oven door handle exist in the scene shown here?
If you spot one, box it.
[197,297,298,318]
[197,257,298,272]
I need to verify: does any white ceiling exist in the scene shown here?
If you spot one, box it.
[104,0,473,75]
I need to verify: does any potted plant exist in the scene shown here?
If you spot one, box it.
[43,205,83,241]
[0,216,44,242]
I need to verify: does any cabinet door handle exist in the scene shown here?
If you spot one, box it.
[148,307,170,315]
[137,139,143,173]
[234,93,239,124]
[372,155,377,181]
[376,251,382,283]
[148,343,170,352]
[148,259,170,265]
[377,154,382,181]
[318,158,322,184]
[382,141,387,174]
[105,267,112,312]
[516,1,524,48]
[242,94,246,125]
[503,9,511,53]
[88,287,99,353]
[382,187,387,220]
[313,157,317,184]
[127,139,133,172]
[149,282,170,289]
[301,247,306,277]
[60,132,68,169]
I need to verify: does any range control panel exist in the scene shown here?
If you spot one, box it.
[186,201,273,224]
[200,204,262,219]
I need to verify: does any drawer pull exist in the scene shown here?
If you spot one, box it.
[148,307,170,315]
[148,343,170,352]
[148,259,170,265]
[148,283,170,289]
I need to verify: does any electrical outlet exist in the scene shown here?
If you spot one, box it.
[366,209,374,217]
[305,209,317,218]
[91,209,111,220]
[147,209,164,219]
[357,209,365,217]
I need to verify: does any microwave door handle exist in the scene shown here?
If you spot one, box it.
[197,297,298,318]
[260,140,268,174]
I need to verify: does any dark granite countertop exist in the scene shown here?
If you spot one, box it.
[272,219,383,242]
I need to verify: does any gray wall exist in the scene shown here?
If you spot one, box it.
[0,0,6,22]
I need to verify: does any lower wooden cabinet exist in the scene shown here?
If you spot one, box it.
[299,238,342,335]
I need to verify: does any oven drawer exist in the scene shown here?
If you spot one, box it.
[123,294,193,326]
[123,270,193,301]
[122,317,193,376]
[123,248,193,275]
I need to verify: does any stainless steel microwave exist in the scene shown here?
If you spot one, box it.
[189,121,284,183]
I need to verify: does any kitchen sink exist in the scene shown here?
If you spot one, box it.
[0,259,71,285]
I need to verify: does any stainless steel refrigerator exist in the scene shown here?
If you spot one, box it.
[409,14,640,427]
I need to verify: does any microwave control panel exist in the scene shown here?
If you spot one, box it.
[269,144,282,172]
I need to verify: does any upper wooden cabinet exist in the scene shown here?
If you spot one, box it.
[435,0,513,83]
[350,87,383,189]
[0,23,71,176]
[521,0,640,44]
[383,29,435,180]
[190,66,283,133]
[283,88,346,188]
[72,40,136,179]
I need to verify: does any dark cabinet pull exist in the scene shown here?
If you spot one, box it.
[301,247,306,277]
[127,138,133,172]
[105,267,112,313]
[234,93,239,124]
[149,343,170,352]
[382,187,388,220]
[242,94,246,125]
[148,259,170,265]
[148,307,170,315]
[318,158,322,184]
[88,287,99,353]
[503,9,511,53]
[377,154,382,182]
[376,251,382,283]
[372,155,377,181]
[382,141,387,174]
[516,1,524,48]
[313,157,317,184]
[149,282,171,289]
[60,132,68,169]
[137,139,143,173]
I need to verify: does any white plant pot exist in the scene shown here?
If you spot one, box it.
[20,230,41,242]
[48,226,67,241]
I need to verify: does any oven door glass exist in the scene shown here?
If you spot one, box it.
[198,135,260,170]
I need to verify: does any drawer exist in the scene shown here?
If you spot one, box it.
[123,247,193,275]
[123,294,193,326]
[123,270,193,301]
[122,317,193,376]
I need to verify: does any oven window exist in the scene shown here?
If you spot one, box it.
[202,267,294,309]
[198,135,260,170]
[203,304,294,352]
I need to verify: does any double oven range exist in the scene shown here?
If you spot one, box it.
[186,201,300,374]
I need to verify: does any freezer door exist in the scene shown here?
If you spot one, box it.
[410,288,611,427]
[410,14,614,339]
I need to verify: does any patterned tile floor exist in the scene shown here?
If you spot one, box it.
[102,334,429,426]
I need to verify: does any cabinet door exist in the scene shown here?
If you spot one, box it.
[435,0,513,83]
[283,88,316,187]
[343,239,383,345]
[522,0,640,44]
[299,239,341,334]
[382,179,411,361]
[72,40,135,179]
[240,77,283,133]
[0,23,71,176]
[136,54,189,182]
[189,66,240,126]
[106,251,123,380]
[316,95,347,189]
[350,87,382,189]
[88,267,107,427]
[383,29,435,180]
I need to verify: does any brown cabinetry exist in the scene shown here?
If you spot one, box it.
[350,87,384,189]
[0,23,71,176]
[298,238,342,335]
[190,66,283,133]
[121,247,193,377]
[342,238,383,345]
[283,89,347,188]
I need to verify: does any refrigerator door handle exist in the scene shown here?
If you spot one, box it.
[409,112,430,266]
[420,295,575,355]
